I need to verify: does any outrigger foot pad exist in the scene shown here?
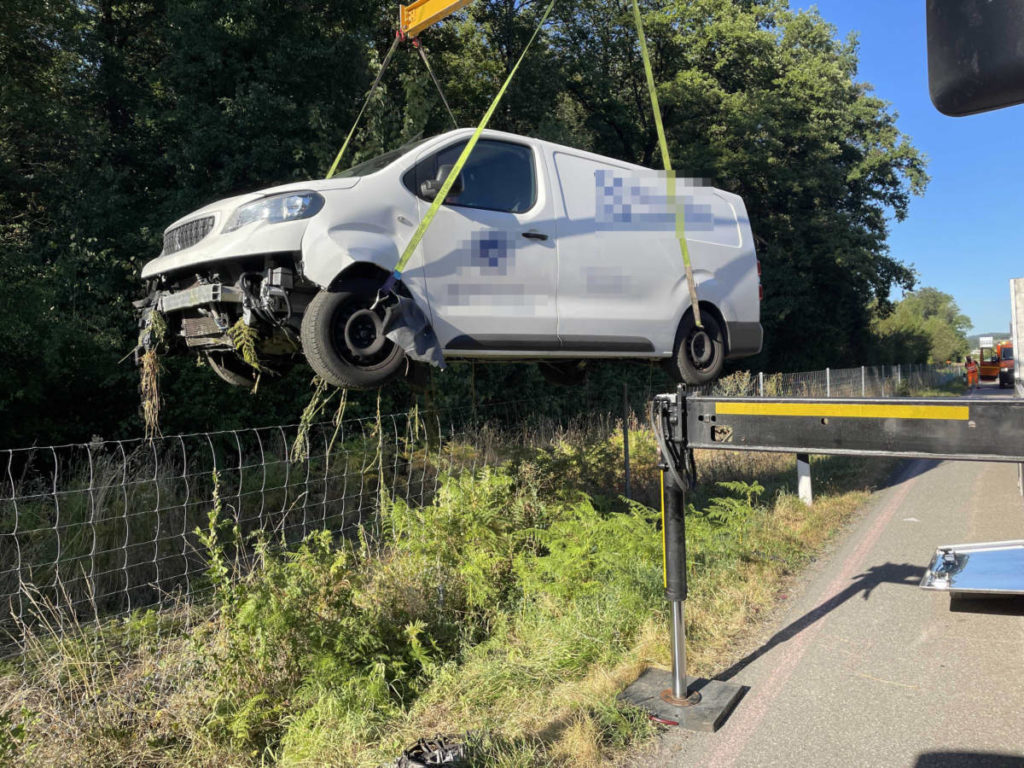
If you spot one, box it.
[619,668,744,732]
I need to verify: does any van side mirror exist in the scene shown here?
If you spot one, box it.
[927,0,1024,116]
[419,164,464,201]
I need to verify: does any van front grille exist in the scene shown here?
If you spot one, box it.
[163,216,215,255]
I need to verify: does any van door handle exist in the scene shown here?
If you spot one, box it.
[522,231,549,241]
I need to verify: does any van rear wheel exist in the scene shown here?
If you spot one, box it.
[667,311,725,385]
[300,280,406,390]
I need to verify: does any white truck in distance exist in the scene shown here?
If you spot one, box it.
[139,128,763,389]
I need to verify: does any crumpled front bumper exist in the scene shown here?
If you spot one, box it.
[133,282,246,359]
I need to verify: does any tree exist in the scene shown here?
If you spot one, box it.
[0,0,930,446]
[547,0,928,370]
[871,288,971,364]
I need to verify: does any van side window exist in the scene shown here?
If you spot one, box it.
[403,140,536,213]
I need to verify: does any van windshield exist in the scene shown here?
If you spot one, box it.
[334,138,430,178]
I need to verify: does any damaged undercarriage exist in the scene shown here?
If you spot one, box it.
[136,254,443,391]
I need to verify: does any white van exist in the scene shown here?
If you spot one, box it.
[139,128,762,389]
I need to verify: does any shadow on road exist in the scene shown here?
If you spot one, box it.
[915,751,1024,767]
[873,458,940,492]
[715,562,925,683]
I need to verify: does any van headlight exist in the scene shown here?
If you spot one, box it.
[223,191,325,233]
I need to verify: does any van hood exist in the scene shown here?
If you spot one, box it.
[141,177,361,280]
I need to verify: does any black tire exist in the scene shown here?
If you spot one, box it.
[300,279,405,390]
[538,360,588,386]
[206,352,258,388]
[666,310,726,385]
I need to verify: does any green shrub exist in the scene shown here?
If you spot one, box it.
[5,424,891,767]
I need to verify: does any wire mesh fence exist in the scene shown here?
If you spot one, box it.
[696,363,963,399]
[0,400,621,657]
[0,362,961,658]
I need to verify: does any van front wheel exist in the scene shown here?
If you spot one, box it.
[300,280,406,390]
[667,312,726,385]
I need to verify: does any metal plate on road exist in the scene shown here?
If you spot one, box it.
[686,397,1024,463]
[920,540,1024,595]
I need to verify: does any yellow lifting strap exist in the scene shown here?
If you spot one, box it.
[630,0,702,328]
[383,0,557,290]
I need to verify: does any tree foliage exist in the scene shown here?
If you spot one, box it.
[871,287,971,364]
[0,0,927,447]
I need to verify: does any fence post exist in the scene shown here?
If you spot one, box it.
[759,371,764,397]
[622,382,631,500]
[826,368,831,398]
[797,453,813,505]
[861,365,866,397]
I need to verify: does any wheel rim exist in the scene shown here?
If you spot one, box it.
[344,308,388,357]
[329,296,396,367]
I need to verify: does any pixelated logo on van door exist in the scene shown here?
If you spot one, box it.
[595,170,715,231]
[472,230,512,272]
[448,230,535,307]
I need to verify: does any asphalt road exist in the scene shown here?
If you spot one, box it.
[628,383,1024,768]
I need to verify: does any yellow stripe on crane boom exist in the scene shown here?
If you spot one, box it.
[715,402,970,421]
[400,0,474,37]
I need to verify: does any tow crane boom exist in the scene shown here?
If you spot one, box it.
[400,0,474,37]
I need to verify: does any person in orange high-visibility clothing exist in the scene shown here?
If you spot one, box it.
[965,355,979,391]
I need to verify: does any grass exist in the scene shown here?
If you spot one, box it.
[7,368,944,766]
[0,400,517,647]
[0,410,896,767]
[909,379,967,397]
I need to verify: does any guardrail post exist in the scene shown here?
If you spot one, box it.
[797,453,813,505]
[897,364,901,389]
[861,365,866,397]
[826,368,831,398]
[759,371,764,397]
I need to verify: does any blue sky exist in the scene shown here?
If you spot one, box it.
[788,0,1024,334]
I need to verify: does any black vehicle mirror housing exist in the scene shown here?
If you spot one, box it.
[927,0,1024,116]
[419,164,464,201]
